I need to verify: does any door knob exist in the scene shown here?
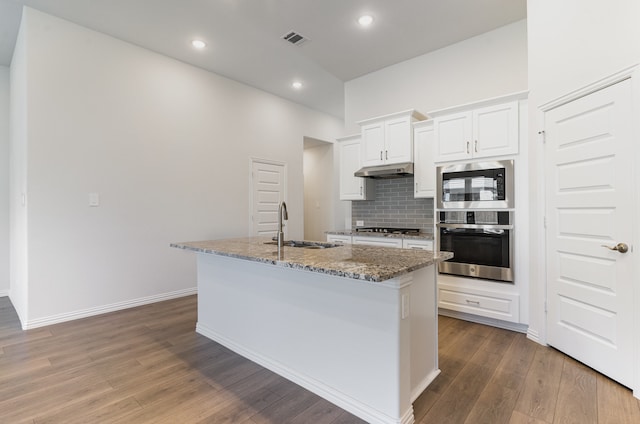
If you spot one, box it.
[601,243,629,253]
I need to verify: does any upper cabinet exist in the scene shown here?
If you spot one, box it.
[358,110,426,167]
[431,92,527,163]
[413,120,436,198]
[337,134,374,201]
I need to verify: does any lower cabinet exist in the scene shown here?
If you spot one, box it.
[402,239,433,250]
[326,234,433,250]
[437,281,520,323]
[352,236,403,248]
[326,234,352,245]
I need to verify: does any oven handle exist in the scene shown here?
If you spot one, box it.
[437,223,514,230]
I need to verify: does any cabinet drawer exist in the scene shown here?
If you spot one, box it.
[438,283,519,322]
[402,239,433,250]
[326,234,352,245]
[352,236,403,248]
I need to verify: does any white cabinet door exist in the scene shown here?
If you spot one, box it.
[385,116,413,164]
[352,236,403,248]
[326,234,352,244]
[433,100,520,163]
[434,111,472,162]
[413,122,435,198]
[473,101,519,158]
[339,136,371,200]
[402,239,433,250]
[361,122,385,167]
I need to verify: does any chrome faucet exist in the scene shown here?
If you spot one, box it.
[277,201,288,250]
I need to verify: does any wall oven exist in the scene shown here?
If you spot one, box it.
[437,210,514,282]
[437,160,514,209]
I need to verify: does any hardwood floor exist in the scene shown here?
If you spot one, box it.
[1,295,639,423]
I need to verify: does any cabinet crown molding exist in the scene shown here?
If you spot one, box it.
[356,109,427,126]
[428,90,528,118]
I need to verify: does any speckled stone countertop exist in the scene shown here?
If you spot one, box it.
[326,230,434,240]
[171,237,452,283]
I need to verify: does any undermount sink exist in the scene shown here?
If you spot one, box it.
[264,240,341,249]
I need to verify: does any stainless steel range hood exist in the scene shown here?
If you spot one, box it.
[354,162,414,179]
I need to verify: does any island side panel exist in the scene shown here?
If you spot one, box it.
[195,253,413,424]
[409,265,440,401]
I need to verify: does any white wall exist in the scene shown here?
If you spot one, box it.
[303,140,334,241]
[13,8,343,327]
[525,0,640,343]
[0,66,9,296]
[344,20,528,132]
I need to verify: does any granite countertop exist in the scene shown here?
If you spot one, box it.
[326,230,434,240]
[171,237,452,283]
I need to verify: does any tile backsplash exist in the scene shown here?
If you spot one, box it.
[351,177,434,234]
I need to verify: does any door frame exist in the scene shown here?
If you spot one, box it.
[537,64,640,397]
[249,157,287,237]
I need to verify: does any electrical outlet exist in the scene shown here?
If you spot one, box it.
[356,220,364,227]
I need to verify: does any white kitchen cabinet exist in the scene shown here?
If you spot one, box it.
[402,239,433,251]
[437,280,520,323]
[352,236,403,248]
[337,134,373,200]
[413,121,436,198]
[431,93,526,163]
[359,110,426,167]
[326,234,352,245]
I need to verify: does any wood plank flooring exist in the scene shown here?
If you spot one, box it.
[1,295,639,423]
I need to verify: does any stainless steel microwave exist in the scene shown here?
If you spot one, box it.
[436,160,514,209]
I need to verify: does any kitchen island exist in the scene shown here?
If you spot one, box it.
[171,237,452,424]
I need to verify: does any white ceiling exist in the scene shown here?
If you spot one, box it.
[0,0,526,118]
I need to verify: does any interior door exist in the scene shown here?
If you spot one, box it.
[545,78,634,387]
[251,159,285,237]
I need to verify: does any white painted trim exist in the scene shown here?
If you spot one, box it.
[196,323,411,424]
[631,66,640,400]
[410,369,441,403]
[427,90,529,118]
[0,290,8,297]
[539,63,639,112]
[438,309,529,334]
[21,287,197,330]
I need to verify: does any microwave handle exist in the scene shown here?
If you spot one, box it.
[437,223,513,230]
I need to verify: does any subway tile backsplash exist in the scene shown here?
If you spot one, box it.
[351,177,434,234]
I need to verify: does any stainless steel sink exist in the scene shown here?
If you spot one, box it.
[264,240,341,249]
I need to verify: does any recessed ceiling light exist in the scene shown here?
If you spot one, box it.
[358,15,374,27]
[191,39,207,49]
[292,81,303,90]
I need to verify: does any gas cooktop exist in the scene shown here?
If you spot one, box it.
[355,227,421,235]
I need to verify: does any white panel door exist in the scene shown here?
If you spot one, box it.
[251,160,285,237]
[384,115,413,164]
[545,78,634,387]
[434,111,471,162]
[473,101,519,158]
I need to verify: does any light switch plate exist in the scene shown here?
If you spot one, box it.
[356,220,364,227]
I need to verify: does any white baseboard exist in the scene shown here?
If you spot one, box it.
[196,323,410,424]
[22,287,197,330]
[0,289,8,297]
[411,369,441,403]
[438,308,529,333]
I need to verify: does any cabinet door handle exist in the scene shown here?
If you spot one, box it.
[360,186,363,195]
[385,150,388,160]
[415,182,418,193]
[466,299,480,305]
[466,141,469,154]
[380,151,383,160]
[475,140,478,153]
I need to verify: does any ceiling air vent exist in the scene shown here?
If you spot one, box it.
[282,31,309,46]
